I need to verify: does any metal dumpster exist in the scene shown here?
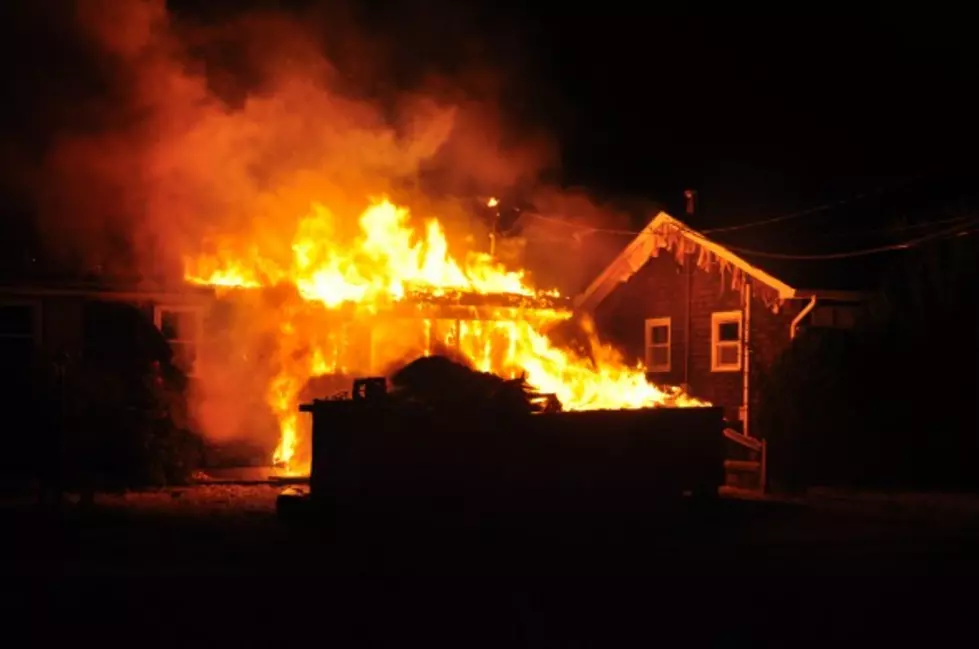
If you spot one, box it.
[280,378,725,526]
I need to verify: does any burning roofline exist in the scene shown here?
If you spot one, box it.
[0,280,573,323]
[205,285,573,321]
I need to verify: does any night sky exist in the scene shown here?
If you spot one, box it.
[322,3,979,221]
[2,1,977,283]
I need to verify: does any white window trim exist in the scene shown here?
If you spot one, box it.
[711,310,742,373]
[153,305,203,375]
[0,300,42,344]
[644,317,671,373]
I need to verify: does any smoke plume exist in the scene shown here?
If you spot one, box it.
[26,0,558,278]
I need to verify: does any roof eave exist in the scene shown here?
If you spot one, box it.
[574,211,799,313]
[656,213,796,300]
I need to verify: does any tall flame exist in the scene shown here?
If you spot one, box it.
[185,198,704,472]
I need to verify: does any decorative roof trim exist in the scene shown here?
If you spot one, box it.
[574,211,797,313]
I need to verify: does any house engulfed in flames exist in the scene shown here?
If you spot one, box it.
[0,197,704,475]
[183,198,704,473]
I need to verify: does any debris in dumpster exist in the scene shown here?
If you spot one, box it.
[387,355,561,415]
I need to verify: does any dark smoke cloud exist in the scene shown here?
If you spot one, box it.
[521,187,654,294]
[13,0,562,278]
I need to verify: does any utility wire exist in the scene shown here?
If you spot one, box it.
[520,205,972,244]
[713,217,979,261]
[522,211,977,260]
[700,167,940,234]
[518,167,944,237]
[804,215,971,239]
[512,173,977,260]
[515,211,977,260]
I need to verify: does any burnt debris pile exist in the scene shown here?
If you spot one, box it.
[386,355,561,415]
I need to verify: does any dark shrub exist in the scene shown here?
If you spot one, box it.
[55,302,204,490]
[756,328,863,493]
[759,223,979,492]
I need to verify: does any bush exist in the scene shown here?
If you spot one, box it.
[758,227,979,492]
[49,302,204,490]
[756,328,863,492]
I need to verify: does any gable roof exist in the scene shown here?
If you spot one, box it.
[574,211,867,313]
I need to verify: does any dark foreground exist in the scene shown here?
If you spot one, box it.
[4,485,979,646]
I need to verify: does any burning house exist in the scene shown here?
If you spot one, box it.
[178,198,705,472]
[0,1,721,485]
[2,197,708,480]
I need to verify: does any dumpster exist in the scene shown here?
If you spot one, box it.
[278,377,725,526]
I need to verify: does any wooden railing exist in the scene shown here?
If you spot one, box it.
[723,428,767,492]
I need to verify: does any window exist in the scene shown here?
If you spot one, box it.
[711,310,742,372]
[644,317,671,373]
[154,306,202,375]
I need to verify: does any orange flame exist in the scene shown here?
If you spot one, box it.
[185,197,704,472]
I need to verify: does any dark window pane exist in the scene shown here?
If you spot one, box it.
[650,325,669,344]
[717,344,739,366]
[649,346,669,367]
[717,321,740,342]
[0,304,33,337]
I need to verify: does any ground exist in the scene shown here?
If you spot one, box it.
[5,485,979,644]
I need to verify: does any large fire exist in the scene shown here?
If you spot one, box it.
[184,197,703,473]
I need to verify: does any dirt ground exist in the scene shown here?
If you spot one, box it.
[4,485,979,645]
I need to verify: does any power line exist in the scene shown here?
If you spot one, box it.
[715,217,979,261]
[519,205,970,242]
[751,215,973,242]
[700,167,940,234]
[517,168,946,237]
[811,215,971,239]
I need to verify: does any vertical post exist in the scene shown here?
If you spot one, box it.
[683,190,696,390]
[741,280,752,438]
[760,439,768,493]
[684,189,697,217]
[684,253,692,388]
[489,199,500,257]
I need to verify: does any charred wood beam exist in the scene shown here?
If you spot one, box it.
[322,297,571,322]
[268,475,312,485]
[207,283,573,316]
[388,303,570,322]
[400,289,571,311]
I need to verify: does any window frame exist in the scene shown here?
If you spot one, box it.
[644,317,672,373]
[153,305,203,376]
[710,310,742,373]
